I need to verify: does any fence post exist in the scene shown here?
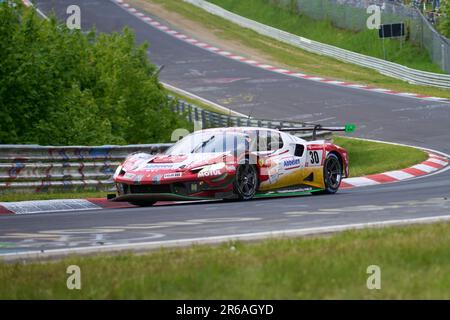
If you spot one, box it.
[188,104,193,123]
[194,106,199,122]
[202,110,207,127]
[208,111,213,128]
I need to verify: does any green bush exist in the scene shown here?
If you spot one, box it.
[439,1,450,38]
[207,0,443,73]
[0,1,191,145]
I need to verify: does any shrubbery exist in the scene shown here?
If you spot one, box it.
[439,1,450,38]
[0,1,191,145]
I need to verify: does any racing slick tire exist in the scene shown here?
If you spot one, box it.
[313,153,342,195]
[129,200,157,207]
[233,162,258,200]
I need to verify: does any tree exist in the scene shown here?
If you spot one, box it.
[439,0,450,38]
[0,1,191,145]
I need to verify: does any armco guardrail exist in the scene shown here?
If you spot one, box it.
[184,0,450,88]
[0,144,171,193]
[172,98,310,130]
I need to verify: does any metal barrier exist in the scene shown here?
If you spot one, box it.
[0,144,172,193]
[185,0,450,88]
[170,98,310,129]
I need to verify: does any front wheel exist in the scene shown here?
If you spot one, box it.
[314,153,342,195]
[233,163,258,200]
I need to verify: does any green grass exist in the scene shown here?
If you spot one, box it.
[333,136,428,177]
[0,137,426,201]
[2,222,450,299]
[134,0,450,99]
[208,0,443,73]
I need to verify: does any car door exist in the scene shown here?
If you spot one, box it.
[258,132,306,190]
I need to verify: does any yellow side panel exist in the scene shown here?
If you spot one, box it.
[259,167,325,191]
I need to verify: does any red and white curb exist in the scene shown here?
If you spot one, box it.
[0,198,183,215]
[341,152,449,189]
[111,0,448,103]
[1,152,448,215]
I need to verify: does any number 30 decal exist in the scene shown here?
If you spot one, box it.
[309,151,322,165]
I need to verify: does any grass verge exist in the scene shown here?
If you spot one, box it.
[165,88,230,115]
[1,222,450,299]
[130,0,450,99]
[208,0,443,73]
[0,137,427,201]
[333,136,428,177]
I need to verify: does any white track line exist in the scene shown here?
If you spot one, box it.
[161,82,246,117]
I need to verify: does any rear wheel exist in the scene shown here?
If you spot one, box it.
[314,153,342,195]
[129,200,157,207]
[233,163,258,200]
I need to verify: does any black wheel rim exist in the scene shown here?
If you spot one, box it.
[236,165,257,198]
[325,157,342,189]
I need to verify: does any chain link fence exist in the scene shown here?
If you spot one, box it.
[272,0,450,73]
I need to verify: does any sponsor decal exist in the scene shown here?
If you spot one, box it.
[269,172,281,184]
[267,164,282,184]
[163,172,182,179]
[190,183,199,192]
[283,158,301,169]
[198,169,221,178]
[307,145,323,151]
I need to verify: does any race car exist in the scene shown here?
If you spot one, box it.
[112,125,352,206]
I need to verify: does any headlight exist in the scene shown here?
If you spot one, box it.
[116,183,125,195]
[113,165,123,179]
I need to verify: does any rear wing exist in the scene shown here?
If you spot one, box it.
[278,123,356,140]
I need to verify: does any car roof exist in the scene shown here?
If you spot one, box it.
[195,127,282,134]
[193,127,307,143]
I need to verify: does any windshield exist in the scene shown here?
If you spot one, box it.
[165,131,249,156]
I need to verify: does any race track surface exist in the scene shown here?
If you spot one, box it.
[1,0,449,258]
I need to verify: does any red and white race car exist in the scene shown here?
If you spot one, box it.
[112,126,350,206]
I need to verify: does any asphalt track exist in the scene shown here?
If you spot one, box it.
[1,0,450,259]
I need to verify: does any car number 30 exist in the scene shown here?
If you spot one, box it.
[309,151,321,165]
